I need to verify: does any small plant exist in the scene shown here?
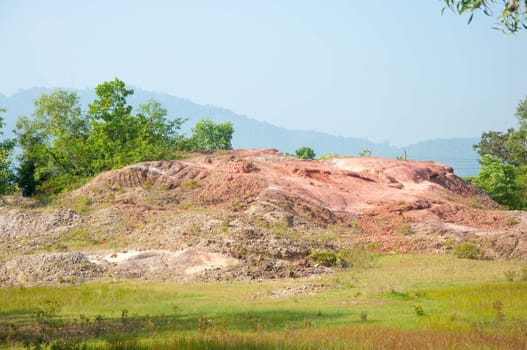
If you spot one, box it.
[360,311,368,322]
[414,290,426,298]
[521,266,527,281]
[493,300,504,323]
[504,270,517,282]
[197,315,211,332]
[309,251,337,267]
[121,309,128,324]
[453,242,483,260]
[414,305,425,316]
[396,225,414,236]
[304,318,312,328]
[505,216,520,226]
[179,179,200,190]
[72,196,92,214]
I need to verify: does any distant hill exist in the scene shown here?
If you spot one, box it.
[0,87,481,176]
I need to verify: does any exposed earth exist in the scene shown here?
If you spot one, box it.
[1,149,526,286]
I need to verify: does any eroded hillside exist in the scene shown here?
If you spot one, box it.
[1,149,526,286]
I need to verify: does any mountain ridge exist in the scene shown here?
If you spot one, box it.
[0,87,481,176]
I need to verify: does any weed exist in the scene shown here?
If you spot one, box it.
[34,299,62,326]
[121,310,128,324]
[521,266,527,281]
[414,290,426,298]
[505,216,519,226]
[304,318,312,328]
[453,243,483,260]
[360,311,368,322]
[414,305,425,316]
[271,219,289,235]
[179,179,200,190]
[71,196,92,214]
[220,219,231,232]
[388,289,411,300]
[504,270,517,282]
[493,300,504,323]
[197,315,210,332]
[396,225,414,236]
[336,245,376,269]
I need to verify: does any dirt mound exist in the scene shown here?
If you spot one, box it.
[1,149,526,286]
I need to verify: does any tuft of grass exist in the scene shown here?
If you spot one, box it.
[396,225,414,236]
[453,243,483,260]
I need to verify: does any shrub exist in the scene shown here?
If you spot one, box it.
[336,245,376,268]
[453,243,483,260]
[295,146,316,160]
[309,251,337,267]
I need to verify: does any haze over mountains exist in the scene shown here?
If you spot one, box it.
[0,88,480,177]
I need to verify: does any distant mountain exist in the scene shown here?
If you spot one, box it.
[0,87,481,176]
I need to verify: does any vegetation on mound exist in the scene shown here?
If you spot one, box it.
[0,78,234,198]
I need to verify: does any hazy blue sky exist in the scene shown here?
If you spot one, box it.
[1,0,525,146]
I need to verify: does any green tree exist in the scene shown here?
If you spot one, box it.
[295,146,316,160]
[442,0,527,33]
[87,78,136,171]
[359,149,372,157]
[474,96,527,167]
[473,154,523,209]
[15,91,90,195]
[187,119,234,151]
[473,129,516,164]
[0,107,15,194]
[87,78,185,171]
[16,78,186,196]
[473,96,527,209]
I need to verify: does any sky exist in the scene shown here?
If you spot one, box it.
[0,0,525,146]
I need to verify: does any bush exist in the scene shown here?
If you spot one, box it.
[453,243,483,260]
[295,146,316,160]
[336,246,375,269]
[309,251,337,267]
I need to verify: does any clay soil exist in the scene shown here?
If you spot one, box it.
[1,149,525,286]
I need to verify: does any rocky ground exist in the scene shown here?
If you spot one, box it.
[1,149,526,286]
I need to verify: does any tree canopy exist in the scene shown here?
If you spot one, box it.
[295,146,316,160]
[12,78,235,196]
[0,107,15,194]
[185,119,234,152]
[472,96,527,209]
[442,0,527,33]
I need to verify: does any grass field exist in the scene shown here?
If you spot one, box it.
[1,254,526,349]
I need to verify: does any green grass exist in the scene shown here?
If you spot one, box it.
[1,254,526,349]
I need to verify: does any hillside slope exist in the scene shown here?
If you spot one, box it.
[1,150,524,287]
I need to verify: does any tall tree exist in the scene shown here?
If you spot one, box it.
[87,78,185,171]
[16,78,187,196]
[15,91,90,195]
[0,107,15,194]
[473,96,527,209]
[473,154,523,209]
[187,119,234,151]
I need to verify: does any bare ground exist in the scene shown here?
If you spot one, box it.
[1,149,526,286]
